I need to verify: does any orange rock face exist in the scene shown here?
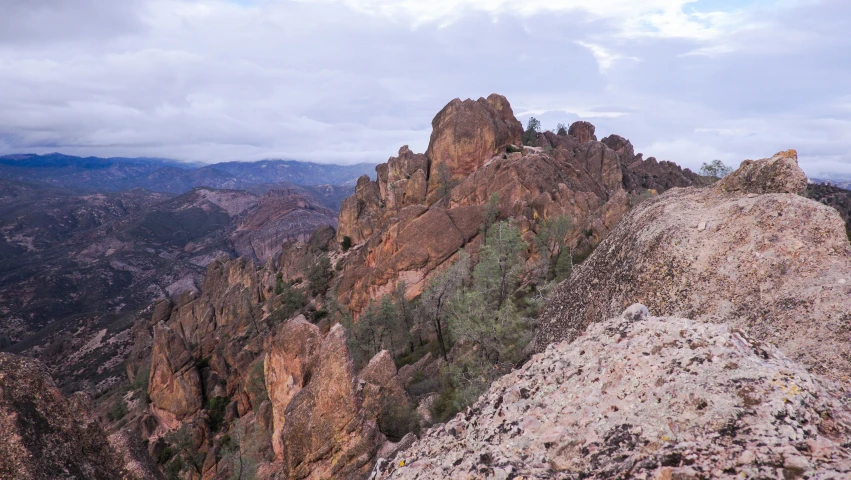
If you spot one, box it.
[147,322,203,425]
[263,316,322,460]
[279,324,383,479]
[425,94,523,194]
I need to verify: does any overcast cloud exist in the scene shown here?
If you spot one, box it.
[0,0,849,176]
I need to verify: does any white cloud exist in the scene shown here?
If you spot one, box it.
[322,0,743,39]
[0,0,848,176]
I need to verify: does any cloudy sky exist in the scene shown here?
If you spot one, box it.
[1,0,849,176]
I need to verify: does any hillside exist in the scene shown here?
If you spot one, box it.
[0,180,338,392]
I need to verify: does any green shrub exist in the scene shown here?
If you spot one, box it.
[246,362,268,409]
[378,401,421,441]
[165,457,183,480]
[131,361,150,393]
[195,356,211,370]
[108,398,128,422]
[205,396,229,432]
[341,236,352,252]
[159,446,176,464]
[275,272,284,295]
[306,254,333,297]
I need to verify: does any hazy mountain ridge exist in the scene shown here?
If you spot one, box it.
[0,153,374,193]
[811,176,851,191]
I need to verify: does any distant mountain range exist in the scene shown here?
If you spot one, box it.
[0,153,375,193]
[0,153,374,389]
[811,176,851,191]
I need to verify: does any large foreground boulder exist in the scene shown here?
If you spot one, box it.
[374,308,851,479]
[0,353,128,479]
[536,151,851,381]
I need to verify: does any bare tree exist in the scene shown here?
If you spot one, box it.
[417,254,469,360]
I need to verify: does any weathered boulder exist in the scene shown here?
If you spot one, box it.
[719,149,808,195]
[360,350,409,423]
[568,120,597,143]
[0,353,129,479]
[281,324,383,479]
[375,310,851,479]
[425,94,523,193]
[148,322,203,424]
[537,152,851,381]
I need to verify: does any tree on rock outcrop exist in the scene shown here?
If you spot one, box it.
[448,220,533,366]
[534,215,572,281]
[416,254,470,360]
[700,159,733,179]
[522,117,541,146]
[305,253,332,296]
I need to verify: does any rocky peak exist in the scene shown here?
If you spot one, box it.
[335,95,704,316]
[374,307,851,479]
[424,94,523,194]
[568,120,597,143]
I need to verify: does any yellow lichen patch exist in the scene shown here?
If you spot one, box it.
[399,460,406,467]
[771,376,804,398]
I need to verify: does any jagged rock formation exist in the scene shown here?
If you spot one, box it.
[374,308,851,479]
[134,243,416,478]
[424,94,524,193]
[277,324,383,479]
[0,352,153,479]
[148,322,204,426]
[336,95,705,315]
[0,180,340,394]
[536,150,851,381]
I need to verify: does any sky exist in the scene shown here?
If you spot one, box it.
[0,0,849,176]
